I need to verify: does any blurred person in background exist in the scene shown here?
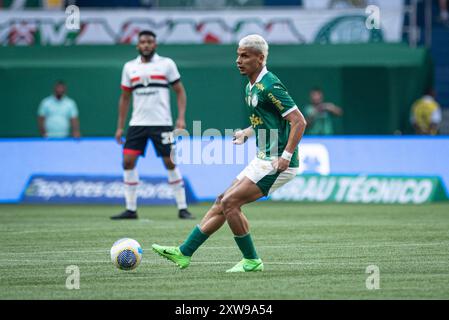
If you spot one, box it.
[37,80,81,138]
[111,30,194,221]
[303,87,343,135]
[410,88,442,135]
[439,0,449,25]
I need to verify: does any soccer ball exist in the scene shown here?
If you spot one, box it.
[110,238,143,270]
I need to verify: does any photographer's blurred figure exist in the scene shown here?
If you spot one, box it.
[37,80,81,138]
[410,88,442,135]
[439,0,449,25]
[303,87,343,135]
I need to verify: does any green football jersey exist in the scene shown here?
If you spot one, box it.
[244,68,299,168]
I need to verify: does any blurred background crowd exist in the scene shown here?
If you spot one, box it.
[0,0,447,138]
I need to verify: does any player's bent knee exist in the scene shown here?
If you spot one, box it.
[221,196,239,215]
[210,202,224,216]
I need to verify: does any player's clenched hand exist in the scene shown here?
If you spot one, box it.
[232,130,248,145]
[176,118,186,129]
[115,128,124,145]
[272,157,290,172]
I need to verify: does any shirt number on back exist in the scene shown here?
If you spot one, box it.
[161,132,174,145]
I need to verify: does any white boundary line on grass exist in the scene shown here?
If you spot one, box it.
[2,259,449,266]
[0,241,448,257]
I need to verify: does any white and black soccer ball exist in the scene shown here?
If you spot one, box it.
[110,238,143,270]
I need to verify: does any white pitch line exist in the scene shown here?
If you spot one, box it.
[201,242,449,249]
[1,260,449,267]
[0,242,448,257]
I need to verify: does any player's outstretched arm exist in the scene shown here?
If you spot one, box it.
[115,90,131,144]
[272,109,307,172]
[172,81,187,129]
[233,126,254,145]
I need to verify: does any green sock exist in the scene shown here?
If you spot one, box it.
[179,225,209,257]
[234,233,259,259]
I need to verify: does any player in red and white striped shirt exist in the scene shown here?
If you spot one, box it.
[111,30,194,220]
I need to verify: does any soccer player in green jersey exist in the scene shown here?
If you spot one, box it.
[152,34,307,272]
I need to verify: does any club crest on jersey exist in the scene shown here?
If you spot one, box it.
[251,93,258,107]
[142,77,149,86]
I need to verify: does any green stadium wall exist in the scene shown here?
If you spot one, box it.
[0,43,432,137]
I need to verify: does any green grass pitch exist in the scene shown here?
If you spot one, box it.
[1,202,448,299]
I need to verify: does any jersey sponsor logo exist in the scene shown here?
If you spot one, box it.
[249,114,263,128]
[246,95,251,107]
[251,93,258,107]
[255,83,265,91]
[134,89,157,96]
[257,151,267,160]
[267,92,284,111]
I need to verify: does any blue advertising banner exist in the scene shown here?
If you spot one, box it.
[22,175,198,205]
[0,137,448,203]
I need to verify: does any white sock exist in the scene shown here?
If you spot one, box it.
[124,169,139,211]
[168,167,187,210]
